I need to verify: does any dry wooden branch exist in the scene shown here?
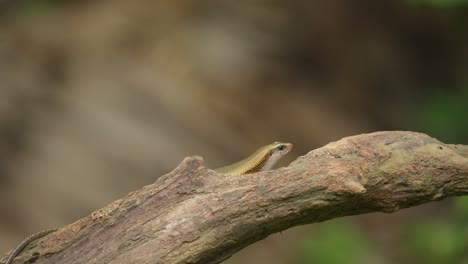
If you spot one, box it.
[2,131,467,264]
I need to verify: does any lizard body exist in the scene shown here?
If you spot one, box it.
[5,227,59,264]
[215,141,293,175]
[4,141,292,263]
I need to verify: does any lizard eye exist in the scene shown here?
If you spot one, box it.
[277,145,284,151]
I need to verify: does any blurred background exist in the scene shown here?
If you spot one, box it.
[0,0,467,263]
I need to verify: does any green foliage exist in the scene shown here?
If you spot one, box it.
[296,219,378,264]
[20,0,58,8]
[419,88,468,144]
[407,0,468,6]
[297,198,468,264]
[404,213,468,264]
[403,198,468,264]
[13,0,60,14]
[454,196,468,219]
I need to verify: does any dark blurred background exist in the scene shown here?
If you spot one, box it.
[0,0,467,263]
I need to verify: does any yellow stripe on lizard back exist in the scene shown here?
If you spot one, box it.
[215,142,293,176]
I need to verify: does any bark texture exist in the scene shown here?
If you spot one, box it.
[2,131,468,264]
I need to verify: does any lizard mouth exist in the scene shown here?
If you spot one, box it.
[282,143,293,153]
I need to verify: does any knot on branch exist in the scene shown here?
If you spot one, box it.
[343,180,367,195]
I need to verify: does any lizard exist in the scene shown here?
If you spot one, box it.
[4,227,60,264]
[4,141,292,264]
[215,141,293,175]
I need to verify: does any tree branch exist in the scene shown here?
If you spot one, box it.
[2,131,468,264]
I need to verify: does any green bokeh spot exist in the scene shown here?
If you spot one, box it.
[405,220,466,264]
[13,0,60,14]
[419,89,468,144]
[407,0,468,6]
[454,196,468,216]
[297,220,376,264]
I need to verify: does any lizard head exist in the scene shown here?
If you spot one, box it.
[262,142,293,170]
[269,142,293,157]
